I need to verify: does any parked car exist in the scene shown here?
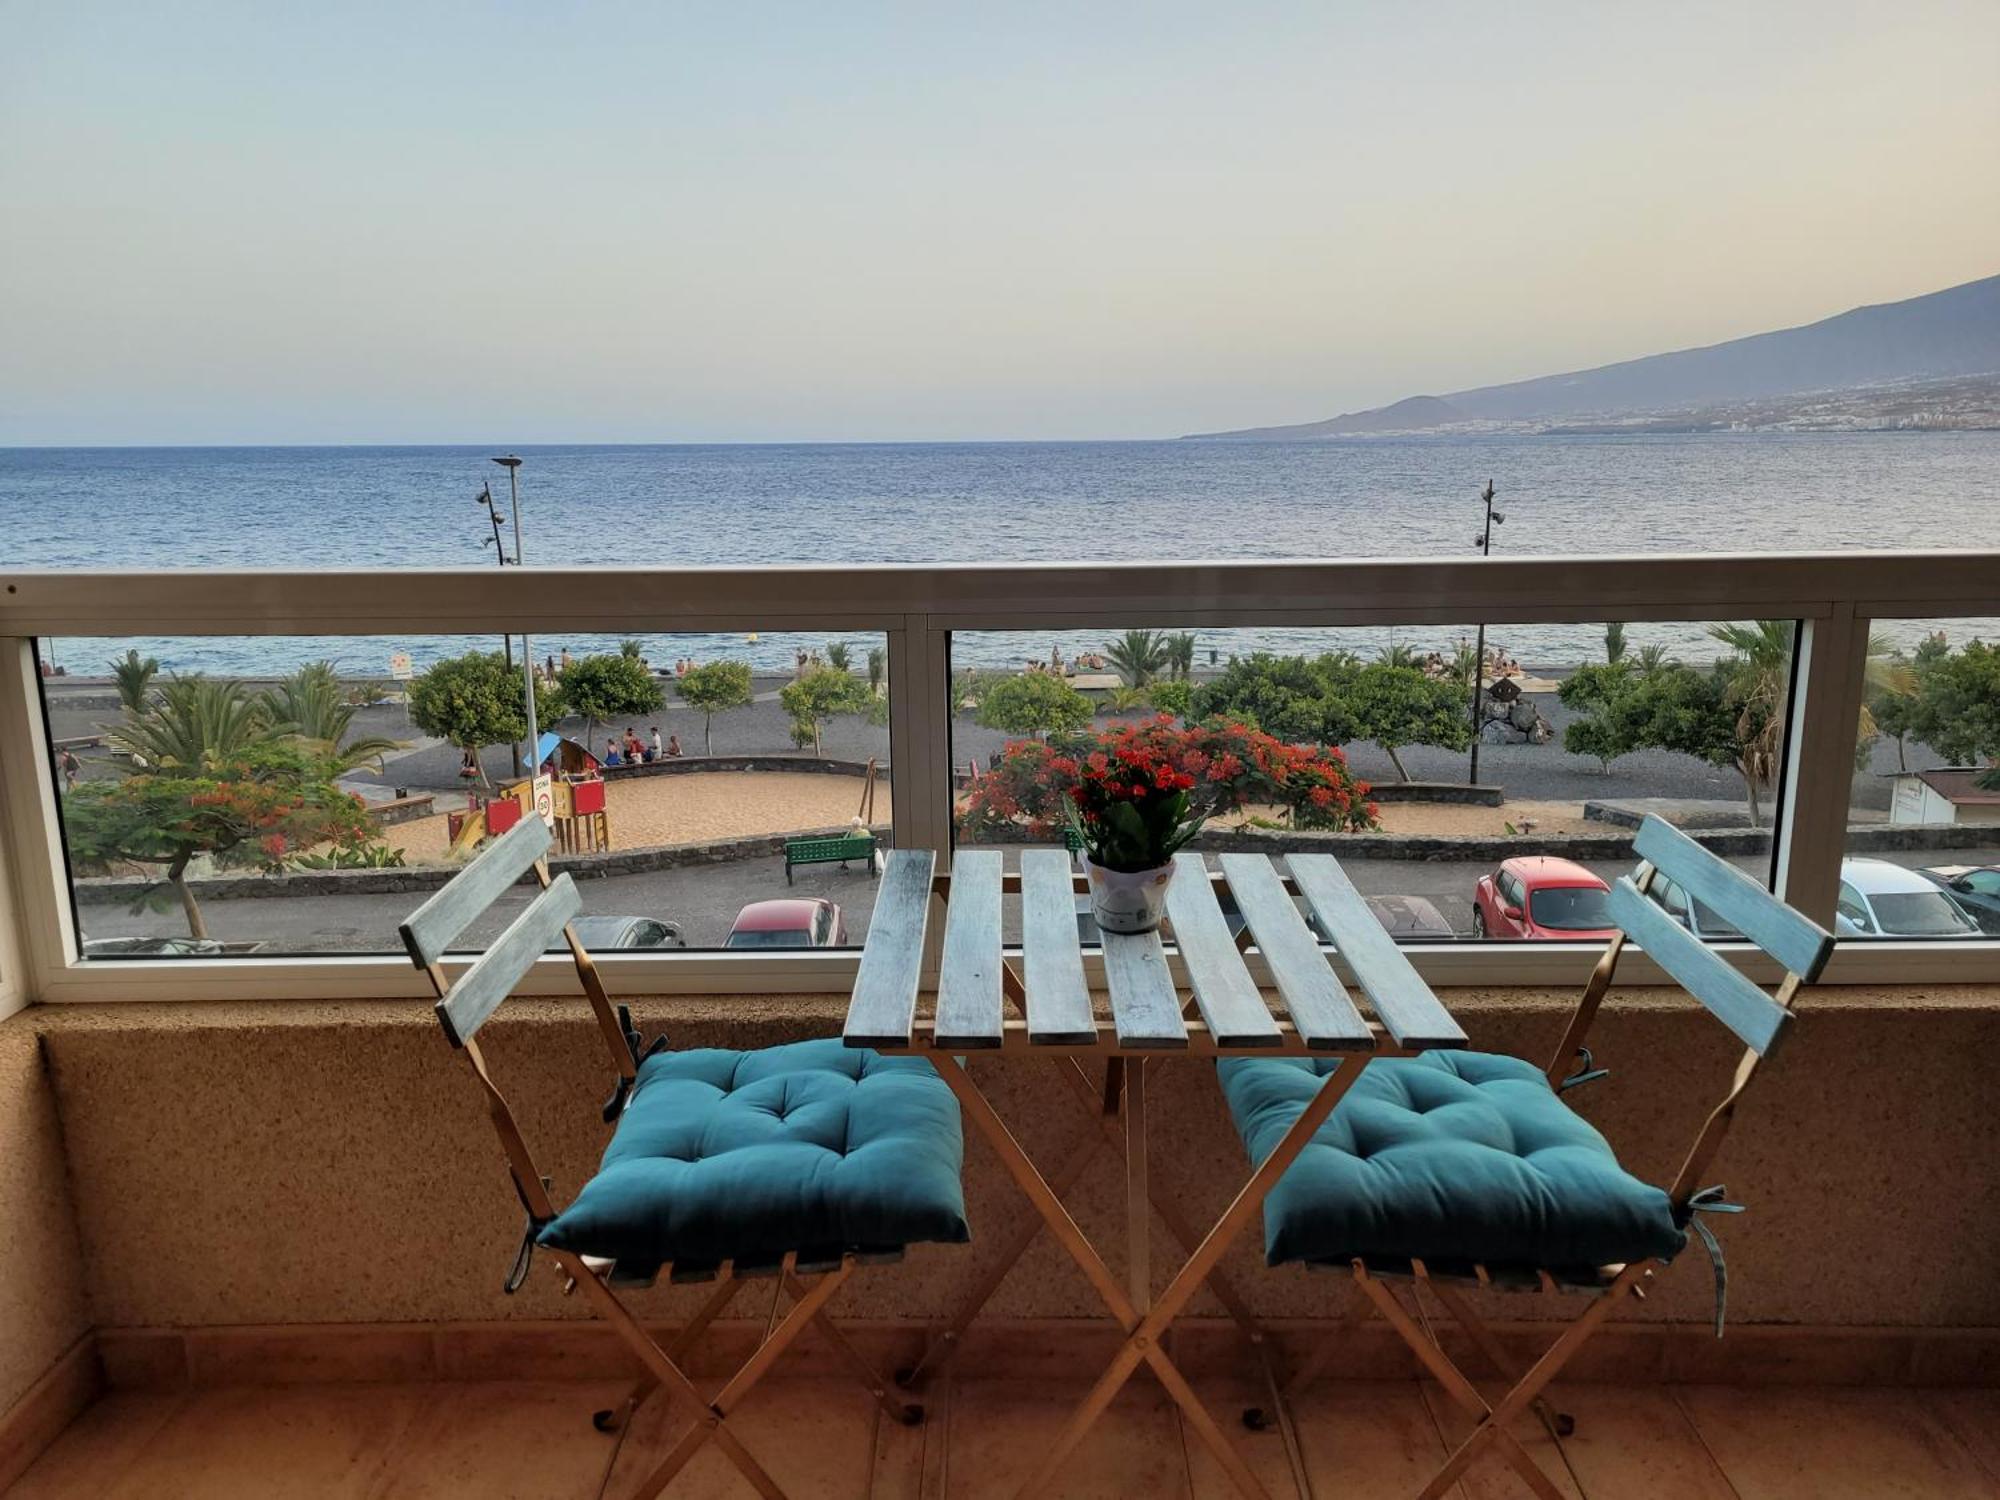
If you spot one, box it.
[725,898,848,949]
[1473,856,1617,941]
[80,935,229,958]
[1916,863,2000,935]
[1837,859,1982,939]
[554,915,686,951]
[1361,895,1456,942]
[1650,875,1745,942]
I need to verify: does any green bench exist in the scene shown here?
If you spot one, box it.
[785,832,879,884]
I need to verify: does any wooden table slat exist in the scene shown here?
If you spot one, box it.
[1102,928,1187,1048]
[1216,852,1373,1048]
[1285,854,1468,1049]
[1162,853,1280,1047]
[842,847,937,1047]
[933,849,1005,1049]
[1020,850,1097,1045]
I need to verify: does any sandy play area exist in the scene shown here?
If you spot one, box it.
[381,771,891,863]
[1212,798,1597,838]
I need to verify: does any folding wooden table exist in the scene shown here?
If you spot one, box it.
[843,846,1468,1500]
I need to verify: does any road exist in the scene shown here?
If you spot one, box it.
[75,842,2000,956]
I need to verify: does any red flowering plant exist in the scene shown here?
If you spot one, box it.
[958,716,1378,856]
[1057,735,1207,873]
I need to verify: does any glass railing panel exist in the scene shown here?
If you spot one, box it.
[948,620,1795,946]
[39,629,890,957]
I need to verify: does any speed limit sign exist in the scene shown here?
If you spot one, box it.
[533,774,555,828]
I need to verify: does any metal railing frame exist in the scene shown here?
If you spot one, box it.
[3,549,1998,1008]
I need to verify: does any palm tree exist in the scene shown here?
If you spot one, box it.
[1603,622,1627,663]
[110,676,289,772]
[1105,629,1171,688]
[1165,631,1197,682]
[1708,621,1794,826]
[1377,642,1422,669]
[258,662,403,775]
[1634,643,1671,673]
[825,641,852,673]
[110,649,160,712]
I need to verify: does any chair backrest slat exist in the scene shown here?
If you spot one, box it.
[1606,877,1793,1055]
[1633,817,1833,982]
[399,815,554,967]
[435,872,582,1048]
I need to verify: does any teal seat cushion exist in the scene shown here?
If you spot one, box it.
[538,1038,969,1271]
[1217,1052,1684,1274]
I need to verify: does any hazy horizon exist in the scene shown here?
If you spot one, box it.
[4,2,1997,445]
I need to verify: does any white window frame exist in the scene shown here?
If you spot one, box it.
[5,550,2000,1003]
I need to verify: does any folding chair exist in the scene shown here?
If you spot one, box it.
[1217,814,1834,1500]
[402,816,970,1500]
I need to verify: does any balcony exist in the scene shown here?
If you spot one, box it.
[3,553,1998,1497]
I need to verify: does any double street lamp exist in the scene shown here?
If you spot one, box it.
[475,456,538,781]
[1467,479,1505,785]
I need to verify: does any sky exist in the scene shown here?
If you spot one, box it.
[2,2,1997,445]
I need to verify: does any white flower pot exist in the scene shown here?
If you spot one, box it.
[1083,856,1176,935]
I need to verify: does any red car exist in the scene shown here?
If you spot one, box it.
[1473,856,1617,941]
[724,898,848,949]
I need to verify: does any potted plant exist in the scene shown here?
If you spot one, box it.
[1063,743,1206,934]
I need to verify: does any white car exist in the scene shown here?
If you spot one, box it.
[1836,858,1982,939]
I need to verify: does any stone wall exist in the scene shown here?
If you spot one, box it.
[0,1020,92,1417]
[21,984,2000,1337]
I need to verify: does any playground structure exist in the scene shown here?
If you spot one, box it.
[446,770,612,858]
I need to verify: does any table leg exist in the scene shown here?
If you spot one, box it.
[1126,1056,1150,1315]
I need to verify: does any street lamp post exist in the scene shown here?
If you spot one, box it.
[492,456,539,775]
[1468,479,1505,786]
[477,482,523,777]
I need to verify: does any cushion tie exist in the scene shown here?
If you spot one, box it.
[1675,1184,1745,1338]
[1557,1046,1610,1093]
[505,1173,556,1295]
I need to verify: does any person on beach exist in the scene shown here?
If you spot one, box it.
[624,728,645,762]
[650,726,663,760]
[560,648,573,672]
[604,737,622,767]
[459,747,479,779]
[667,734,682,758]
[58,747,80,789]
[544,653,555,679]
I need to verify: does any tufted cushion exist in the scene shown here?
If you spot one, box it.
[1218,1052,1684,1274]
[538,1039,968,1271]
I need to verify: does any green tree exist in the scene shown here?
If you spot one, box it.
[1558,661,1639,772]
[1903,639,2000,766]
[63,742,375,939]
[780,667,883,754]
[1603,622,1628,663]
[1105,629,1171,688]
[1164,631,1197,681]
[975,672,1094,740]
[1350,662,1471,782]
[110,649,160,712]
[407,651,538,791]
[1150,679,1192,721]
[867,646,885,695]
[618,639,644,660]
[258,662,402,774]
[1190,652,1358,746]
[675,659,754,754]
[1869,633,1944,772]
[825,640,852,673]
[559,651,665,751]
[1377,641,1423,670]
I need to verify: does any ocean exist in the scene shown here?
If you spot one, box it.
[5,433,1997,676]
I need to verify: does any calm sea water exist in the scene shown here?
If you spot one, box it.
[4,434,1996,675]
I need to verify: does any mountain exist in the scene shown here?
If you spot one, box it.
[1187,272,2000,439]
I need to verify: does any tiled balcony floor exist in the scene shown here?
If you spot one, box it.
[9,1375,1999,1499]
